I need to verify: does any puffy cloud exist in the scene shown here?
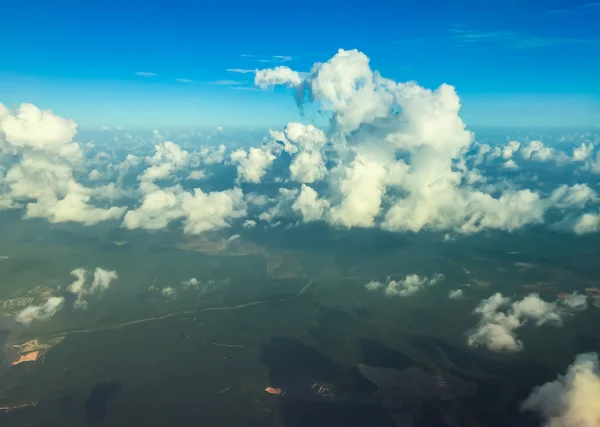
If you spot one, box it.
[289,147,327,183]
[123,186,246,235]
[182,278,199,287]
[521,140,553,162]
[502,141,521,159]
[284,123,327,151]
[467,292,585,352]
[256,49,594,235]
[551,184,597,209]
[572,142,594,161]
[503,159,519,169]
[243,219,257,228]
[139,141,189,183]
[562,293,588,311]
[198,144,227,165]
[329,154,387,228]
[122,188,181,231]
[292,184,330,222]
[365,273,444,297]
[16,297,65,325]
[91,268,118,293]
[67,267,118,309]
[572,212,600,235]
[254,66,302,89]
[365,280,384,291]
[162,287,176,298]
[230,147,275,184]
[0,103,126,225]
[180,187,246,234]
[310,49,395,133]
[186,170,208,180]
[448,289,464,299]
[522,352,600,427]
[0,103,78,156]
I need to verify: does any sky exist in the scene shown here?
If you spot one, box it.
[1,0,599,128]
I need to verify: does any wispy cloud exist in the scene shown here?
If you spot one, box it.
[135,71,158,77]
[175,78,193,83]
[209,80,247,86]
[449,27,600,49]
[226,68,255,74]
[241,54,292,63]
[546,1,600,14]
[230,86,261,91]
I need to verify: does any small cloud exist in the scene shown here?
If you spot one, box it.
[216,126,223,132]
[227,234,241,243]
[210,80,247,85]
[162,287,176,298]
[230,86,261,91]
[243,219,256,228]
[100,126,110,131]
[182,278,199,287]
[242,54,292,63]
[176,78,193,83]
[449,289,464,299]
[135,71,158,77]
[226,68,255,74]
[187,170,208,180]
[16,297,65,325]
[365,280,384,291]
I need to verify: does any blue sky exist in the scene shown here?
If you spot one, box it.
[1,0,599,128]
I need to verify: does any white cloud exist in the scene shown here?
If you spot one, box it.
[330,154,388,228]
[230,147,275,183]
[243,219,256,228]
[16,297,65,325]
[88,169,103,181]
[562,292,588,311]
[162,287,176,298]
[292,184,330,222]
[91,268,118,293]
[521,140,554,162]
[136,72,158,77]
[551,184,597,209]
[448,289,464,299]
[254,49,592,235]
[0,103,126,225]
[503,159,519,169]
[139,141,190,183]
[187,170,208,180]
[385,273,444,296]
[467,292,585,352]
[572,142,594,161]
[175,78,193,83]
[502,140,521,159]
[182,278,199,287]
[290,150,327,183]
[522,352,600,427]
[226,68,255,74]
[254,66,302,89]
[365,280,384,291]
[122,186,246,235]
[198,144,226,165]
[572,212,600,234]
[366,273,444,297]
